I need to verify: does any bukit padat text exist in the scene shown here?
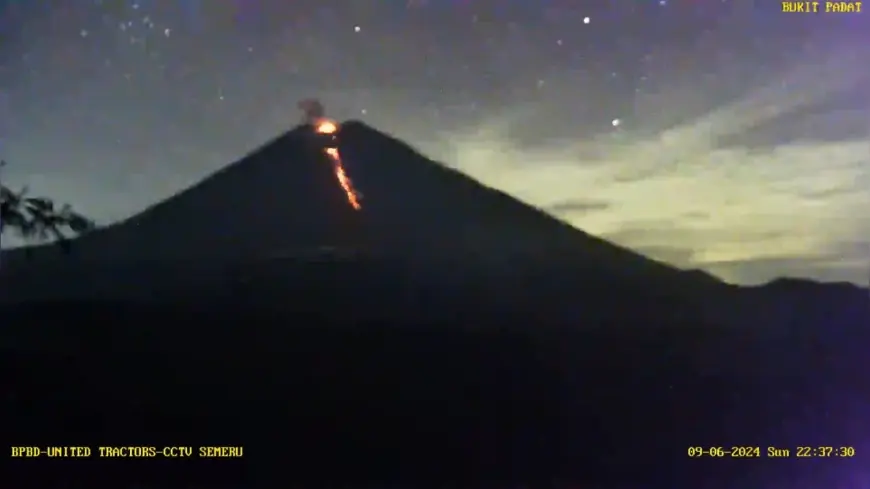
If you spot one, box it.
[781,1,862,12]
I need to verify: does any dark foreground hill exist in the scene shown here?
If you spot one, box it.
[2,120,870,488]
[4,294,870,489]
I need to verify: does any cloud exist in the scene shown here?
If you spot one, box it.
[546,199,611,216]
[437,40,870,285]
[445,124,870,282]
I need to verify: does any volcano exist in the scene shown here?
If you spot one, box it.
[0,120,688,266]
[0,119,722,310]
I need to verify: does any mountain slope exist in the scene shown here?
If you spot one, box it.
[336,121,700,276]
[3,124,361,262]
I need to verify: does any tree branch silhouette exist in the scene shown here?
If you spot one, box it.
[0,160,97,256]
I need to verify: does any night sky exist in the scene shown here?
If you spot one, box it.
[1,0,867,285]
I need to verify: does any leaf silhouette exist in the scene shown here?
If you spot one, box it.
[1,160,97,256]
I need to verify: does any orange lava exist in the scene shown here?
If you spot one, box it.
[315,119,361,210]
[315,119,338,135]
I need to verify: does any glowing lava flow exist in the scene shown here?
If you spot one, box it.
[315,119,362,210]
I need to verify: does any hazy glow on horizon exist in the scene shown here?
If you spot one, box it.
[430,40,870,285]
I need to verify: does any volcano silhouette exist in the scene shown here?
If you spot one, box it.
[2,121,682,264]
[0,119,736,331]
[1,121,705,280]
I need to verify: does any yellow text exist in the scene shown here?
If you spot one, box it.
[11,446,91,457]
[198,446,244,457]
[11,445,242,458]
[781,1,862,12]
